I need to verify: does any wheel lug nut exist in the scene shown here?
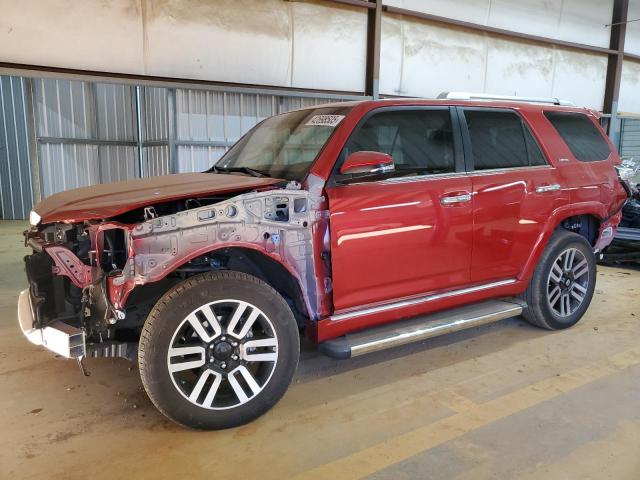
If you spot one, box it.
[221,336,226,341]
[209,358,214,363]
[231,354,238,361]
[231,341,238,347]
[220,362,227,369]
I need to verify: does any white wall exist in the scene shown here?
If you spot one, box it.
[625,0,640,56]
[383,0,614,48]
[380,15,608,109]
[619,60,640,113]
[0,0,638,112]
[143,0,292,86]
[619,0,640,114]
[0,0,145,73]
[0,0,367,92]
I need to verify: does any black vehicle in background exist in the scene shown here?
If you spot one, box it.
[602,170,640,266]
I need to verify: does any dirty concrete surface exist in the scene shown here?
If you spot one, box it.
[1,220,639,479]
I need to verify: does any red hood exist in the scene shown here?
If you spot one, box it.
[34,173,283,223]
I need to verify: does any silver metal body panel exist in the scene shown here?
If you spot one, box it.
[321,299,525,358]
[18,288,85,358]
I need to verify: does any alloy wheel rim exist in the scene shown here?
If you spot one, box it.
[546,247,590,318]
[167,299,278,410]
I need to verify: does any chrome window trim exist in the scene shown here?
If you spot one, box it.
[343,170,468,187]
[329,105,464,188]
[343,165,555,187]
[466,165,554,176]
[335,164,557,187]
[330,278,518,322]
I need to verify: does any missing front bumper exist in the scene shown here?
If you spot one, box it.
[18,288,86,359]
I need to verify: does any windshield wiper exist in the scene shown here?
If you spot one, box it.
[211,166,269,178]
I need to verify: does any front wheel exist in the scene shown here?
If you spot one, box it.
[138,271,300,430]
[521,230,597,330]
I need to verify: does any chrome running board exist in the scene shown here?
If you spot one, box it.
[329,279,517,322]
[319,299,525,359]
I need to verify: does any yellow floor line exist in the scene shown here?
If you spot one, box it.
[431,388,478,413]
[293,346,640,480]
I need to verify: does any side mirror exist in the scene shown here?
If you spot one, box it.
[339,151,395,176]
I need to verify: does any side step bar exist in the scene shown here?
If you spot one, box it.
[319,299,525,359]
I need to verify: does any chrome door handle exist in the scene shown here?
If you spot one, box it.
[440,193,472,205]
[535,184,561,193]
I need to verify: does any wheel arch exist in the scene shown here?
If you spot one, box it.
[519,204,604,285]
[555,214,601,246]
[121,242,312,332]
[203,246,310,328]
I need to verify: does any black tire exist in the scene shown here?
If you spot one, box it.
[138,271,300,430]
[521,230,597,330]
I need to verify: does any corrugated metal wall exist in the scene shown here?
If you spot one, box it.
[174,90,341,173]
[0,74,351,218]
[0,76,33,220]
[142,86,172,177]
[33,78,139,197]
[620,118,640,159]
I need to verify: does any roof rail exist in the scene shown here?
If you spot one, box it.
[438,91,575,106]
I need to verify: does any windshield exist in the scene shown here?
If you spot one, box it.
[212,106,351,181]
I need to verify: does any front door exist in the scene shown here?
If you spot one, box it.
[326,107,474,312]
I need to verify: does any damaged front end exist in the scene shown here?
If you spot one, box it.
[22,220,138,361]
[20,186,330,363]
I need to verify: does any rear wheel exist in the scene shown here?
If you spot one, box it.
[522,230,596,330]
[138,271,299,430]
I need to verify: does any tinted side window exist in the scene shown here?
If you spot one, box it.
[523,126,547,166]
[544,112,611,162]
[343,109,455,176]
[465,110,546,170]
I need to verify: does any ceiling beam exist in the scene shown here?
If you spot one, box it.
[604,0,629,115]
[603,0,629,146]
[365,0,382,99]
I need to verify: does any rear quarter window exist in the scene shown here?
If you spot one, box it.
[544,111,611,162]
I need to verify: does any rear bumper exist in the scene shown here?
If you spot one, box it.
[18,288,85,359]
[594,211,623,252]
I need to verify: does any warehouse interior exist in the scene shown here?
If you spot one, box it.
[1,0,640,478]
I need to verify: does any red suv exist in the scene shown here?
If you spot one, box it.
[20,96,629,429]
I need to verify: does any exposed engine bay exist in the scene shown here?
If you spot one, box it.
[23,186,330,361]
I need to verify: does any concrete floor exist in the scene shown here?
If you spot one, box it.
[1,220,639,479]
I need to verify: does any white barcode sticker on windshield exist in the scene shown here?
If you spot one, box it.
[305,115,345,127]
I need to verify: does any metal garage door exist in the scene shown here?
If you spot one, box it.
[33,78,139,198]
[1,74,357,219]
[0,76,34,220]
[620,118,640,160]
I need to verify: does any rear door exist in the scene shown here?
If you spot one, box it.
[459,107,570,283]
[325,107,473,312]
